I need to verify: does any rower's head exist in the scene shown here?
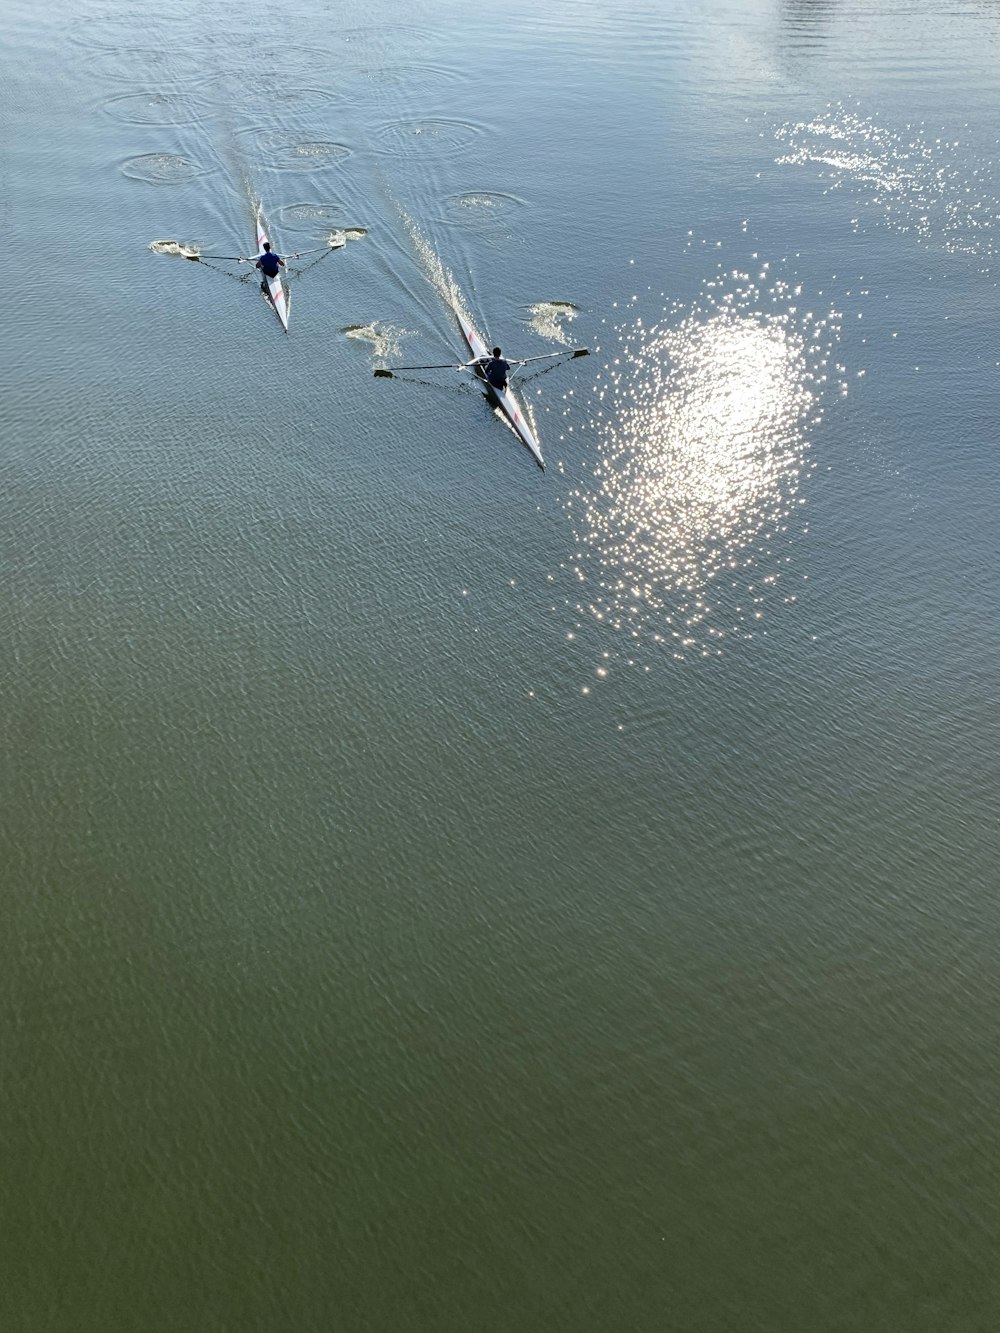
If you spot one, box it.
[262,242,271,251]
[492,347,502,357]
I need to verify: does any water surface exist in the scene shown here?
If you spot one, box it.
[3,0,1000,1328]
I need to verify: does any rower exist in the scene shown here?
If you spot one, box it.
[254,242,285,287]
[481,347,511,391]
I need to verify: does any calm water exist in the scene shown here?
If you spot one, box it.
[4,0,1000,1327]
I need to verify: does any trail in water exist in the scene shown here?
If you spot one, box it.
[353,160,483,364]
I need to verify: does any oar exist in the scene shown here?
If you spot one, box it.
[375,363,465,377]
[515,347,589,364]
[375,348,588,378]
[187,249,328,262]
[287,239,347,256]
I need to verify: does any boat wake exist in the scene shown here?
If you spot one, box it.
[395,201,476,332]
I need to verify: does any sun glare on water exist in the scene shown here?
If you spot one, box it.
[775,102,1000,264]
[562,264,843,663]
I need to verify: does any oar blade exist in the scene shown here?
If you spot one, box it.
[572,347,589,357]
[374,369,394,378]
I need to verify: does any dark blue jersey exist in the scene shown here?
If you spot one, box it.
[483,357,510,389]
[257,251,282,277]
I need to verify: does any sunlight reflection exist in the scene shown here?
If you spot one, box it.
[564,266,842,660]
[775,102,1000,262]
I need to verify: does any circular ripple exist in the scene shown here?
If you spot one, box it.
[70,12,199,49]
[357,62,468,89]
[280,202,347,231]
[375,118,483,158]
[86,47,208,82]
[203,76,342,113]
[224,43,334,76]
[274,141,351,171]
[334,25,436,51]
[237,130,351,171]
[103,91,208,126]
[121,153,208,185]
[263,85,342,110]
[440,190,526,226]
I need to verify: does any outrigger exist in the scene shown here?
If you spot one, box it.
[375,316,588,471]
[156,210,346,331]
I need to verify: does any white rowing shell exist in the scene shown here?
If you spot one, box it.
[456,310,544,469]
[255,217,289,331]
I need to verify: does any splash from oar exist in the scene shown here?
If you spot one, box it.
[148,239,201,259]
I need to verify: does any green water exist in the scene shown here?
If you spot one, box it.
[3,0,1000,1327]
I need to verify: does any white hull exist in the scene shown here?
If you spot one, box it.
[456,311,544,469]
[256,217,289,331]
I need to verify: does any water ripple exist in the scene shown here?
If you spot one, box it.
[439,191,527,231]
[279,202,349,232]
[357,62,467,89]
[202,77,343,113]
[333,24,437,52]
[121,153,210,185]
[86,47,208,82]
[236,130,352,172]
[374,118,484,158]
[102,90,209,126]
[69,10,200,49]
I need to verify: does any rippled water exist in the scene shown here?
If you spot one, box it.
[775,103,1000,263]
[5,0,1000,1328]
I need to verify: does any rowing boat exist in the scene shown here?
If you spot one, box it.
[456,310,544,469]
[256,216,289,331]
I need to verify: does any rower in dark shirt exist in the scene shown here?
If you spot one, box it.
[481,347,511,391]
[255,242,285,281]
